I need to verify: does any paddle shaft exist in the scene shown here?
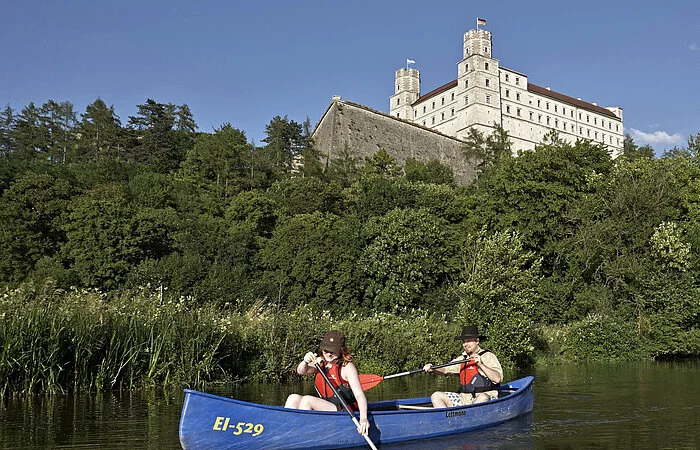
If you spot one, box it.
[314,362,378,450]
[383,357,472,380]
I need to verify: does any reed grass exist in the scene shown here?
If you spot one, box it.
[0,283,473,398]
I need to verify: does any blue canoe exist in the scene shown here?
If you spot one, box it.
[179,375,534,449]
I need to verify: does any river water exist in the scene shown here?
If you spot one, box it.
[1,360,697,449]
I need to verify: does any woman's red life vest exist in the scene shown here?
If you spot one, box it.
[314,360,358,411]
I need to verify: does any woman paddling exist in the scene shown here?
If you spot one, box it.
[285,330,370,436]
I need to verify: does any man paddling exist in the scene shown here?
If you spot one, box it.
[423,325,503,407]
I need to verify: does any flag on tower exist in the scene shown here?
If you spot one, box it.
[407,59,416,65]
[477,17,486,26]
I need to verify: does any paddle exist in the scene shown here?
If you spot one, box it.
[313,360,378,450]
[359,358,473,391]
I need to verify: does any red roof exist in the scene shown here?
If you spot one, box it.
[410,77,621,120]
[412,80,458,105]
[527,83,620,119]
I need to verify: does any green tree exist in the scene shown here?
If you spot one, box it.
[12,102,51,161]
[461,123,512,175]
[40,100,77,164]
[454,230,541,366]
[266,177,344,218]
[404,158,455,185]
[181,124,253,198]
[256,212,364,310]
[361,148,403,178]
[0,104,16,156]
[622,133,654,161]
[126,99,182,172]
[0,172,73,281]
[262,115,305,176]
[76,98,122,161]
[327,142,360,188]
[362,208,450,311]
[62,183,176,289]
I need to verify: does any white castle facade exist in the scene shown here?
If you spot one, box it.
[389,28,624,156]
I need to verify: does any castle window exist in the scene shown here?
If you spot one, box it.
[602,119,605,127]
[423,106,426,113]
[602,133,605,141]
[546,102,550,110]
[530,112,533,120]
[579,112,582,120]
[517,108,521,117]
[563,107,566,115]
[485,62,489,70]
[586,115,590,123]
[555,105,558,113]
[594,117,598,125]
[579,127,583,134]
[451,108,455,116]
[595,131,598,139]
[465,95,469,104]
[465,63,469,71]
[571,111,574,118]
[432,101,435,109]
[506,105,511,114]
[441,97,445,105]
[505,89,510,98]
[537,100,541,107]
[546,116,550,125]
[397,98,400,105]
[423,121,426,126]
[505,74,510,82]
[516,93,520,101]
[484,47,488,53]
[451,93,455,101]
[465,80,469,88]
[397,113,400,118]
[432,117,435,124]
[555,119,559,127]
[538,114,542,123]
[397,84,399,91]
[441,112,445,120]
[485,79,490,87]
[563,122,567,130]
[486,95,491,104]
[414,110,417,117]
[587,129,590,137]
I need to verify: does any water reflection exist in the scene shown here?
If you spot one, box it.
[1,360,698,449]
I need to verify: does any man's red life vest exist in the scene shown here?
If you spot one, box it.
[458,350,500,394]
[314,360,358,411]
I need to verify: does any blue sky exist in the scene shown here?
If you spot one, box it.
[2,1,699,154]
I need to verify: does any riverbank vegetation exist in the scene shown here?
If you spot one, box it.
[1,99,699,397]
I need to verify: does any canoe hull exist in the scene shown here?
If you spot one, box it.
[179,376,534,449]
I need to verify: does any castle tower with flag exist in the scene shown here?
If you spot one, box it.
[389,21,624,156]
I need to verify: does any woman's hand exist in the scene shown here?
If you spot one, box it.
[303,352,318,365]
[357,419,370,435]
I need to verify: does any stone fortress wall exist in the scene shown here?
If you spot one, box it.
[312,98,478,185]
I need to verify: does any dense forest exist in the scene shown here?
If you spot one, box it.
[1,98,698,396]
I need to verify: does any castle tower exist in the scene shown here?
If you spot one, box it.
[389,67,420,120]
[456,29,501,138]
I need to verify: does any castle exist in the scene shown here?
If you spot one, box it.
[389,28,624,156]
[311,25,623,186]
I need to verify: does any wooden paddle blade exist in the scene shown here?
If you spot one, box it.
[359,374,384,391]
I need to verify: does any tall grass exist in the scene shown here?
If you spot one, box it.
[1,283,500,398]
[0,284,237,398]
